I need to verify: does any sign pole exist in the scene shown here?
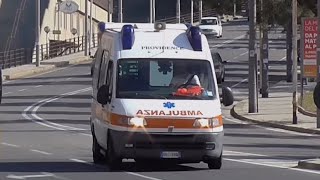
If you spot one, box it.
[300,18,305,105]
[317,0,320,128]
[292,0,298,124]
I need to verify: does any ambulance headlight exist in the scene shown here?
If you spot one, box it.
[187,26,202,51]
[128,117,147,127]
[193,118,221,128]
[121,25,135,50]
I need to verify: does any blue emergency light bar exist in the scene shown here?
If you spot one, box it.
[121,24,135,50]
[187,26,202,51]
[98,21,106,32]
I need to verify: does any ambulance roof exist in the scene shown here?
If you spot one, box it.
[98,22,211,61]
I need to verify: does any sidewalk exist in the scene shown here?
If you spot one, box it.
[2,49,96,80]
[230,81,320,171]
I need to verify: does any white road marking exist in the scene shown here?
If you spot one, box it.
[22,87,92,132]
[224,150,320,175]
[69,158,165,180]
[6,172,55,179]
[35,85,43,88]
[232,51,249,60]
[4,92,12,95]
[30,149,52,155]
[18,89,27,92]
[126,172,164,180]
[70,158,92,165]
[66,78,72,80]
[224,117,318,136]
[1,142,20,148]
[231,78,248,88]
[211,34,247,48]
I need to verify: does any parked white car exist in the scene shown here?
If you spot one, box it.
[199,17,222,38]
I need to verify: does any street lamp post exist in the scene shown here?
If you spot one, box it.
[36,0,40,66]
[191,0,193,25]
[44,26,50,59]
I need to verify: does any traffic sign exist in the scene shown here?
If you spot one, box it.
[59,0,79,14]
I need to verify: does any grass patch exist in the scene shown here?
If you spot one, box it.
[299,91,317,113]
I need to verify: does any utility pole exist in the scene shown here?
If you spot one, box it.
[84,0,88,56]
[191,0,193,25]
[233,0,236,17]
[118,0,123,22]
[317,0,320,128]
[150,0,152,23]
[176,0,181,23]
[153,0,156,23]
[89,0,93,56]
[292,0,298,124]
[36,0,40,66]
[261,0,269,98]
[199,0,203,22]
[248,0,258,113]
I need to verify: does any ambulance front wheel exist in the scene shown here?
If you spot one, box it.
[92,133,105,164]
[207,154,222,169]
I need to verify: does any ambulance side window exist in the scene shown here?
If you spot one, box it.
[105,61,113,99]
[92,49,103,94]
[98,50,110,88]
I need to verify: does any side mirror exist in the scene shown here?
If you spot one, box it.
[222,61,227,64]
[221,86,234,106]
[97,85,111,105]
[313,82,320,109]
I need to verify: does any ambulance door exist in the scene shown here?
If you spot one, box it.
[93,50,110,149]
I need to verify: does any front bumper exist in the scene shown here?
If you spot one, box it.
[109,130,223,163]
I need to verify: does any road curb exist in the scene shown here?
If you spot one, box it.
[298,105,317,117]
[4,57,91,80]
[298,159,320,170]
[230,101,320,135]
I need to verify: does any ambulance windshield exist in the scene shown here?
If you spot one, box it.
[116,59,217,100]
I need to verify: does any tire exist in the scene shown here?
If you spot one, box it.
[208,154,222,169]
[107,134,122,171]
[92,133,105,164]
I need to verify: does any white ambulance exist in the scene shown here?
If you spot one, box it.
[90,21,234,170]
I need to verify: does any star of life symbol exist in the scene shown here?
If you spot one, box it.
[163,102,175,109]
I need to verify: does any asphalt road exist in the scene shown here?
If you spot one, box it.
[1,19,320,180]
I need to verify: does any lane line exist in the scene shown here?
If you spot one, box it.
[35,85,43,88]
[23,87,92,132]
[211,34,247,48]
[7,172,55,179]
[18,89,27,92]
[1,142,20,148]
[224,158,320,175]
[69,158,165,180]
[66,78,72,80]
[30,149,52,155]
[3,92,12,95]
[231,78,248,88]
[126,172,164,180]
[70,158,92,165]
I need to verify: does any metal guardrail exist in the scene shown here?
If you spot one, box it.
[0,48,31,69]
[0,34,98,69]
[157,9,217,24]
[33,34,98,61]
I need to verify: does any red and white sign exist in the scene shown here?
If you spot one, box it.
[303,18,318,77]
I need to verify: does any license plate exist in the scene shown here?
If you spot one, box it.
[160,151,181,159]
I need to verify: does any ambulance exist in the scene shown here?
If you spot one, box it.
[90,21,234,170]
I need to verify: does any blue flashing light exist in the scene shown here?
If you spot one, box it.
[187,26,202,51]
[121,25,135,50]
[98,21,106,32]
